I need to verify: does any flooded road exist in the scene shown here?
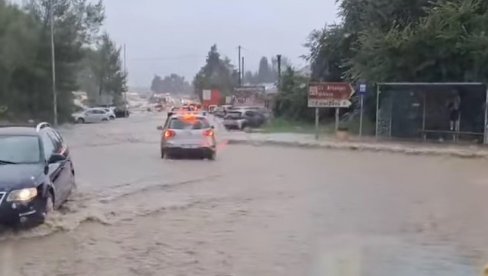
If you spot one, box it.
[1,112,488,275]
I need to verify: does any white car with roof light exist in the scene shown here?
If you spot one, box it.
[158,113,216,160]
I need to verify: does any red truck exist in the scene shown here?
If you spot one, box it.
[202,89,223,110]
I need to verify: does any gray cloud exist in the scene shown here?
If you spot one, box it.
[13,0,339,87]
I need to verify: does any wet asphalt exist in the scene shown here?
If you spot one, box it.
[0,112,487,275]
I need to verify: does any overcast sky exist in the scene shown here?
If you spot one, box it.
[101,0,339,88]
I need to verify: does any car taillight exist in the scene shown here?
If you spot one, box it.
[164,130,176,139]
[203,129,214,137]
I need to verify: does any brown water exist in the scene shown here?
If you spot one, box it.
[0,113,486,275]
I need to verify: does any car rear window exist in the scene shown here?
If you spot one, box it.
[169,117,210,130]
[0,135,41,163]
[226,112,242,119]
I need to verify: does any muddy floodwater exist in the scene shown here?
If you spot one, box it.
[1,113,488,275]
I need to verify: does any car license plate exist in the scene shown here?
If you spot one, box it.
[183,145,198,149]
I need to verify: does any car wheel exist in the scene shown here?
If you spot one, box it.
[110,116,115,120]
[44,191,55,217]
[207,151,216,161]
[161,149,172,159]
[69,169,77,196]
[31,190,54,226]
[76,118,85,124]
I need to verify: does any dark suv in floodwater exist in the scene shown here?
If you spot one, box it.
[0,123,75,226]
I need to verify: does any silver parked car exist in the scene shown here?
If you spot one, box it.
[98,107,116,120]
[72,108,111,124]
[158,113,216,160]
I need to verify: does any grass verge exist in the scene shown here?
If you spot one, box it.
[261,117,335,134]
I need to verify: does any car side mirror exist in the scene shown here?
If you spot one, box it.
[157,126,163,131]
[48,153,66,164]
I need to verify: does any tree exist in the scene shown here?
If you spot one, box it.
[305,25,350,82]
[273,67,313,120]
[243,71,257,84]
[0,0,124,122]
[89,34,127,105]
[257,57,272,83]
[193,45,238,99]
[21,0,104,121]
[301,0,488,124]
[150,75,163,93]
[241,56,291,85]
[0,1,41,120]
[347,0,488,82]
[306,0,488,83]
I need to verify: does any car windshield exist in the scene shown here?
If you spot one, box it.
[168,117,210,130]
[0,135,41,164]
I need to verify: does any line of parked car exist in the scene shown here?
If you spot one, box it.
[71,106,130,124]
[211,105,271,131]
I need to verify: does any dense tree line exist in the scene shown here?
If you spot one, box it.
[244,56,290,85]
[150,74,192,95]
[0,0,126,123]
[192,47,291,100]
[275,0,488,124]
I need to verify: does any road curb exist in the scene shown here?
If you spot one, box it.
[227,139,487,159]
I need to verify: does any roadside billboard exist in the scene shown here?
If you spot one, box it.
[202,89,212,101]
[308,82,354,108]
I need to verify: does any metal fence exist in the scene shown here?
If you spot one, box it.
[375,83,487,144]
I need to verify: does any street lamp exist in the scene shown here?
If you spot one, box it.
[50,0,58,126]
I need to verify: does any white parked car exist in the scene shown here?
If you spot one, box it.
[101,107,116,120]
[72,108,111,124]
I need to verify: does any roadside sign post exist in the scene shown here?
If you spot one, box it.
[308,82,354,140]
[358,83,367,137]
[335,108,340,131]
[315,108,320,140]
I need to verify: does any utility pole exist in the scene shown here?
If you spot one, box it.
[123,44,128,116]
[277,54,282,89]
[50,0,58,126]
[238,46,242,86]
[241,56,245,84]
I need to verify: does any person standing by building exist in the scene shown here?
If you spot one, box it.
[448,92,461,131]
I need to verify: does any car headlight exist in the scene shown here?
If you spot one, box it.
[7,188,38,202]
